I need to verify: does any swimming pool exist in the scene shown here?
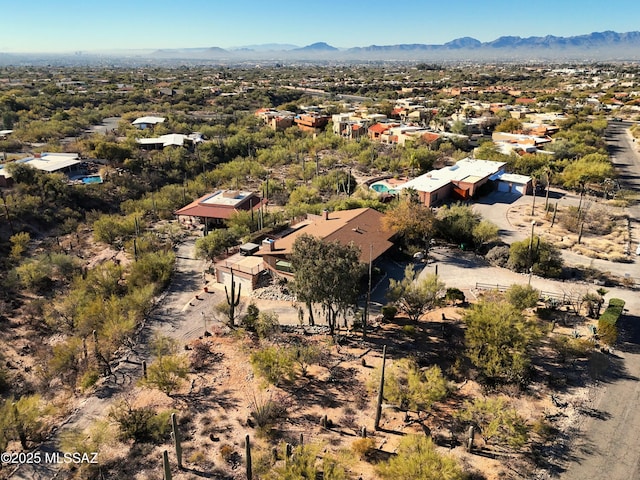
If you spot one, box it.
[81,175,103,184]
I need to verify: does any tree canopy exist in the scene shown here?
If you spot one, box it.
[387,267,445,323]
[290,234,362,335]
[464,299,540,384]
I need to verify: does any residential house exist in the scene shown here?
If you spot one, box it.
[136,133,204,149]
[392,158,531,207]
[174,190,265,227]
[255,108,295,131]
[0,152,83,187]
[294,113,330,133]
[258,208,396,279]
[132,116,166,130]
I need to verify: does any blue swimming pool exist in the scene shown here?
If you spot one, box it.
[81,175,103,184]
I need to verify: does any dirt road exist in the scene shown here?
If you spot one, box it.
[9,234,218,480]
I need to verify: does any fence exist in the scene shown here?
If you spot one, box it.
[474,282,580,305]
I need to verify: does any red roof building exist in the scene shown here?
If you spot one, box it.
[175,190,265,226]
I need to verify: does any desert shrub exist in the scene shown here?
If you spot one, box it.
[219,444,236,463]
[445,287,466,305]
[241,302,260,330]
[402,324,417,336]
[508,237,563,278]
[140,354,189,395]
[550,336,593,362]
[127,250,175,292]
[531,418,559,442]
[381,304,397,321]
[188,339,220,370]
[109,401,172,444]
[0,394,52,449]
[455,396,529,449]
[382,359,449,411]
[505,284,539,310]
[249,394,289,436]
[486,245,510,267]
[351,437,376,460]
[250,346,297,385]
[377,435,467,479]
[79,369,100,391]
[255,312,280,340]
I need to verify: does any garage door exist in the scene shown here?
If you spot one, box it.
[497,181,511,192]
[218,270,252,292]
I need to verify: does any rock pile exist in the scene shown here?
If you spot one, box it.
[251,284,296,302]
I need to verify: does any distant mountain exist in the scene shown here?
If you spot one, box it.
[234,43,299,51]
[444,37,482,49]
[294,42,338,51]
[3,31,640,66]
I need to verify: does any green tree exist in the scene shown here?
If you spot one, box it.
[464,300,540,383]
[290,235,362,335]
[195,229,239,260]
[377,435,466,480]
[507,236,563,278]
[561,153,614,189]
[9,231,30,260]
[387,267,445,323]
[505,284,539,310]
[383,359,449,411]
[495,118,523,133]
[456,396,529,448]
[382,200,436,248]
[140,336,188,395]
[0,395,51,449]
[435,203,481,246]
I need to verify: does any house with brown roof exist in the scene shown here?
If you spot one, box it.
[368,122,396,141]
[294,113,330,132]
[258,208,396,279]
[174,190,265,227]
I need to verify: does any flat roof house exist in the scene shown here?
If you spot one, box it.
[132,116,166,130]
[394,158,530,207]
[175,190,265,226]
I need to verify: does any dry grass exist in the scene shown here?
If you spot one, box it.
[510,202,630,262]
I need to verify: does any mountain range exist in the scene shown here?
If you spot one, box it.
[3,31,640,65]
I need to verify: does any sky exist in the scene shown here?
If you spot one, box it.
[1,0,640,53]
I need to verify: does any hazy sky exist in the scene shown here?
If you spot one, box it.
[1,0,640,53]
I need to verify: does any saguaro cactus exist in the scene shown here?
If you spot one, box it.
[171,413,183,469]
[225,268,241,326]
[245,434,252,480]
[467,425,475,452]
[374,345,387,431]
[163,450,172,480]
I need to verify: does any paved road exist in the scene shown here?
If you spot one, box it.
[554,122,640,480]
